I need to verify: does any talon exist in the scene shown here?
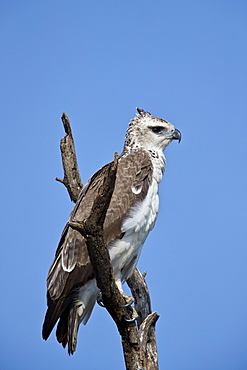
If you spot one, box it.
[120,293,135,307]
[124,306,139,322]
[97,292,105,307]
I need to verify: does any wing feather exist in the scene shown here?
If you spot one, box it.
[43,150,153,343]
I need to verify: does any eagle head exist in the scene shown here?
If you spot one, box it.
[123,108,181,153]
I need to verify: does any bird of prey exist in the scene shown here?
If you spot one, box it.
[42,108,181,354]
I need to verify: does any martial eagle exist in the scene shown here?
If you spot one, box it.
[42,108,181,354]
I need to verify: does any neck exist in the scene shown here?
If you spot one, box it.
[149,149,166,183]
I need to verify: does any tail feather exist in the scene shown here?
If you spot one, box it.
[56,305,70,348]
[67,280,99,354]
[42,292,67,341]
[68,302,82,355]
[43,279,99,354]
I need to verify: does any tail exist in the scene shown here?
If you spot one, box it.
[42,279,99,354]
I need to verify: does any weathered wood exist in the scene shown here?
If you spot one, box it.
[127,269,159,369]
[127,269,152,327]
[56,113,82,202]
[56,113,159,369]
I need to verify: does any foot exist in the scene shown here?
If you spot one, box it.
[121,293,138,322]
[120,293,135,307]
[124,305,139,322]
[96,291,139,322]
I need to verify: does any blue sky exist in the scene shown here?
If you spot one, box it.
[1,1,247,369]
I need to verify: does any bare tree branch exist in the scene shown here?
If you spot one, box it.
[56,113,159,369]
[127,269,159,369]
[56,113,82,202]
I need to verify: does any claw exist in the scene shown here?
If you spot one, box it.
[97,292,105,307]
[120,293,135,307]
[97,292,139,322]
[124,306,139,322]
[121,293,138,322]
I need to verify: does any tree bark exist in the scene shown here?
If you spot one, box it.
[55,113,82,202]
[56,113,159,369]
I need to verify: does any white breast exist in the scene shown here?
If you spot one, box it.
[108,178,159,282]
[78,153,165,324]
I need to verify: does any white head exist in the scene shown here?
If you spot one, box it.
[123,108,181,154]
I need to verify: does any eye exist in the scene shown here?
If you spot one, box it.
[150,126,164,134]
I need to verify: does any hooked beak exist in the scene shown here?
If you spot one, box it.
[172,129,181,143]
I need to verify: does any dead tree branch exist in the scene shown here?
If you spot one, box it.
[56,113,159,369]
[56,113,82,202]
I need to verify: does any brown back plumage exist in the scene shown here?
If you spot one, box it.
[42,149,153,345]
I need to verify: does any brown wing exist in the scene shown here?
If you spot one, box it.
[42,150,153,340]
